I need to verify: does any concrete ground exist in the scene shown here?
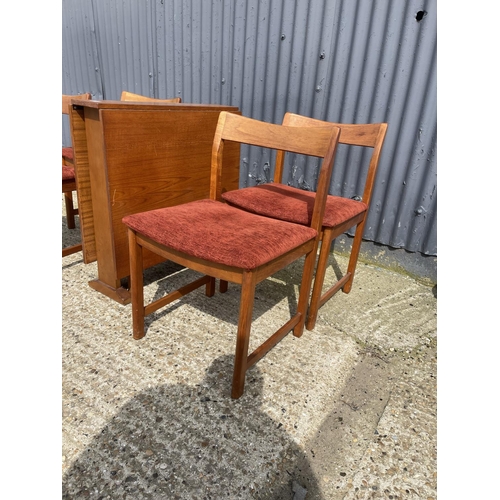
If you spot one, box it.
[62,205,437,500]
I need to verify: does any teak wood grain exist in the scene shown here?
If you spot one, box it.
[62,93,91,257]
[120,91,182,103]
[69,100,241,303]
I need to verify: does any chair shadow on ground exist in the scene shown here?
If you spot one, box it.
[62,355,323,499]
[141,261,302,334]
[139,243,346,337]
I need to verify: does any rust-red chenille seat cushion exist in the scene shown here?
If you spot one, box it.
[62,147,74,162]
[62,165,75,181]
[122,199,317,271]
[222,183,367,228]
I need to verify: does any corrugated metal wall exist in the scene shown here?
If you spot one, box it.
[62,0,437,257]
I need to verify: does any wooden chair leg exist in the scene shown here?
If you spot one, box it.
[306,230,334,331]
[128,229,146,340]
[231,271,256,399]
[293,244,319,338]
[342,218,366,294]
[64,191,76,229]
[206,277,216,297]
[220,280,229,293]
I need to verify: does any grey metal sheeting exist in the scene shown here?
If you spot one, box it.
[63,0,437,256]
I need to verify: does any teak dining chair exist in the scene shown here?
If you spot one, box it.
[122,111,341,398]
[120,90,182,103]
[222,113,388,330]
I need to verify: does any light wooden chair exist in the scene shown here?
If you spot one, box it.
[123,111,341,398]
[222,113,388,330]
[120,90,182,103]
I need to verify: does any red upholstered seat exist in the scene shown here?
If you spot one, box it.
[123,199,317,270]
[62,165,75,181]
[222,183,367,228]
[62,146,74,162]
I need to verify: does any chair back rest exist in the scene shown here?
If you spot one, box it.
[62,93,91,115]
[211,112,341,233]
[120,90,182,103]
[276,113,388,207]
